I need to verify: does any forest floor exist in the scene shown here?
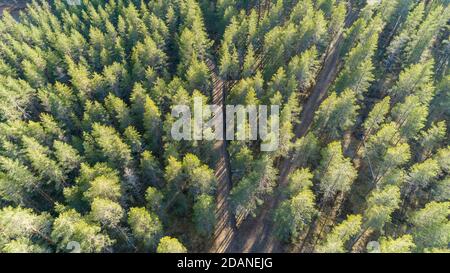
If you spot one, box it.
[207,58,238,253]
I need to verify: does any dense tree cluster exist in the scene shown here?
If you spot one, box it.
[0,0,448,253]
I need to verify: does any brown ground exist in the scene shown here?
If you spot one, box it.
[206,58,238,253]
[0,0,27,19]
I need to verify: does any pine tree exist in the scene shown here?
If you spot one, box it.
[314,90,360,141]
[193,194,216,237]
[287,46,319,93]
[186,57,211,95]
[419,121,447,159]
[0,156,37,204]
[83,123,132,169]
[410,201,450,252]
[291,133,320,168]
[388,61,434,105]
[53,141,82,175]
[104,94,132,132]
[89,198,124,229]
[405,5,449,66]
[316,142,357,201]
[0,206,51,253]
[127,207,163,251]
[102,62,130,99]
[316,214,362,253]
[363,96,391,136]
[391,95,429,140]
[22,136,66,188]
[84,175,122,203]
[140,150,162,187]
[51,208,113,253]
[0,76,36,121]
[363,185,401,232]
[63,163,119,211]
[326,1,346,39]
[274,183,317,243]
[143,95,162,153]
[334,16,382,96]
[379,235,415,253]
[82,100,111,131]
[385,2,425,72]
[145,186,164,214]
[242,44,256,78]
[131,37,167,82]
[285,168,314,198]
[436,146,450,173]
[123,126,143,155]
[432,176,450,202]
[407,158,441,192]
[157,236,187,253]
[231,156,277,218]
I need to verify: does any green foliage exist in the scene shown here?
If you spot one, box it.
[419,121,447,159]
[23,136,66,187]
[407,158,441,189]
[0,76,35,121]
[363,96,390,135]
[286,168,314,198]
[404,5,449,66]
[193,194,216,237]
[274,184,317,243]
[410,201,450,252]
[316,214,362,253]
[335,16,382,96]
[432,177,450,202]
[0,207,51,252]
[380,235,415,253]
[84,175,122,203]
[127,207,163,251]
[145,186,163,213]
[157,236,187,253]
[231,156,277,218]
[365,123,412,181]
[291,132,320,167]
[287,46,320,92]
[316,142,357,200]
[314,90,360,140]
[51,209,113,253]
[389,61,435,104]
[0,0,448,254]
[363,185,401,231]
[83,123,132,169]
[0,156,37,204]
[391,95,429,140]
[90,198,124,228]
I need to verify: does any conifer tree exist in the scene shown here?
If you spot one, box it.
[157,236,187,253]
[127,207,163,251]
[316,214,362,253]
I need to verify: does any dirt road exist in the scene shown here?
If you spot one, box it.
[207,59,237,253]
[229,30,347,253]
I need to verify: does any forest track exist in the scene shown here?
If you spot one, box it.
[0,1,27,20]
[206,58,238,253]
[229,10,357,251]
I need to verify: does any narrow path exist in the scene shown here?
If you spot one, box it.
[206,59,237,253]
[231,30,347,253]
[0,0,27,19]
